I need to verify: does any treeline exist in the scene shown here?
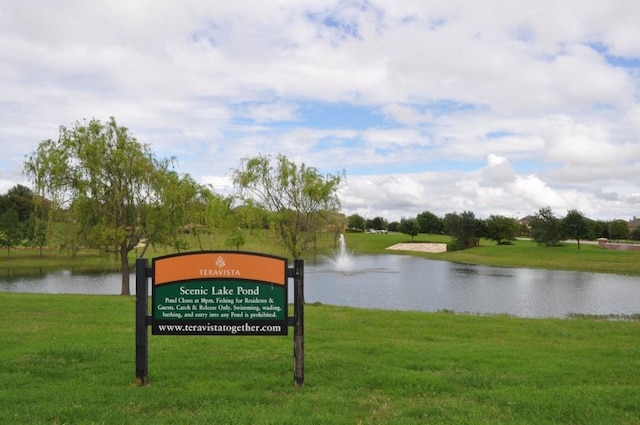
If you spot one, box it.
[347,207,638,250]
[0,182,246,256]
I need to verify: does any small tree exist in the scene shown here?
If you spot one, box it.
[0,209,25,255]
[398,217,419,240]
[225,229,246,251]
[530,207,562,247]
[232,154,344,259]
[485,215,519,245]
[561,209,593,249]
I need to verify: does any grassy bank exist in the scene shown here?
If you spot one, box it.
[1,293,639,424]
[344,232,640,276]
[2,231,640,276]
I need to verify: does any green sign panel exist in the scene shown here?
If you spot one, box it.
[151,252,288,336]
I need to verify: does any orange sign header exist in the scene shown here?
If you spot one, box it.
[154,252,287,286]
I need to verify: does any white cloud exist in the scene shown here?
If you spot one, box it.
[1,0,639,222]
[482,154,516,184]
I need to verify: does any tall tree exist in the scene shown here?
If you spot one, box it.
[444,211,479,248]
[24,117,181,295]
[530,207,562,247]
[232,153,344,259]
[416,211,443,234]
[561,209,592,249]
[485,215,519,245]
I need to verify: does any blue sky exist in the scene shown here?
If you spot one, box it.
[1,0,640,221]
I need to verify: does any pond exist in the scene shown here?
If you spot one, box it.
[1,254,639,318]
[308,255,640,318]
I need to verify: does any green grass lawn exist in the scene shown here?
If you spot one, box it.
[344,233,640,276]
[1,293,639,424]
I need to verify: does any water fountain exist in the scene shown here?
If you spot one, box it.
[327,234,354,274]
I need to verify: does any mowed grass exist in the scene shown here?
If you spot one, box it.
[345,233,640,276]
[1,293,639,424]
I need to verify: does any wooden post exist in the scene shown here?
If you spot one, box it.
[293,259,304,387]
[135,258,149,386]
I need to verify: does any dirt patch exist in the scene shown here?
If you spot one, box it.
[386,243,447,253]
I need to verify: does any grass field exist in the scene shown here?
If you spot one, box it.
[344,232,640,276]
[1,232,640,423]
[1,293,639,424]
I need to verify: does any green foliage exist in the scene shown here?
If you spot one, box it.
[347,213,366,230]
[232,153,344,259]
[530,207,562,247]
[387,221,399,232]
[225,229,246,251]
[446,238,466,252]
[1,184,34,221]
[485,215,519,245]
[234,200,269,235]
[0,208,26,254]
[367,216,388,230]
[609,220,630,241]
[589,219,609,239]
[23,117,203,295]
[398,216,419,240]
[0,185,42,251]
[443,210,479,248]
[416,210,443,234]
[561,209,593,248]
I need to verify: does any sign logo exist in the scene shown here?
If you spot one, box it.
[215,256,226,269]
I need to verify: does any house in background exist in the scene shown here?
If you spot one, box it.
[628,216,640,231]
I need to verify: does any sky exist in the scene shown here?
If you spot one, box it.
[1,0,640,222]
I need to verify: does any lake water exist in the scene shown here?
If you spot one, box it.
[1,255,639,318]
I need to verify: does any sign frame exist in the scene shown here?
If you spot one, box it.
[135,251,304,387]
[151,251,288,336]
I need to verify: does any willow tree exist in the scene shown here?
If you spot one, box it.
[232,154,344,259]
[24,117,179,295]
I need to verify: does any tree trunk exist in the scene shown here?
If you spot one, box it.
[120,249,131,296]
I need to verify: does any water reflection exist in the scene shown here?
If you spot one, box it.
[0,269,135,295]
[1,255,639,318]
[305,255,640,318]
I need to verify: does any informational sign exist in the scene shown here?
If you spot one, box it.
[151,252,288,336]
